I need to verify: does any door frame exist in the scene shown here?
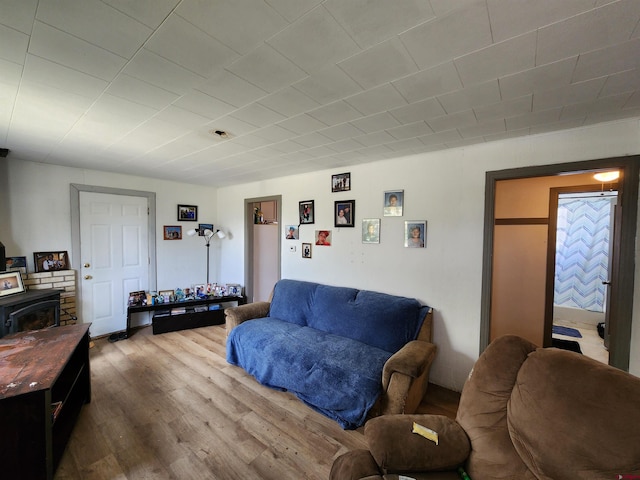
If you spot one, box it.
[243,195,282,303]
[70,184,157,323]
[480,156,639,371]
[545,185,618,349]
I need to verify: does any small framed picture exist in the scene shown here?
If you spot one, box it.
[34,251,69,273]
[128,290,147,306]
[0,271,25,297]
[315,230,332,246]
[334,200,355,227]
[198,223,213,235]
[163,225,182,240]
[194,284,207,297]
[332,172,351,192]
[405,221,427,248]
[159,290,174,303]
[285,225,299,239]
[178,204,198,221]
[302,243,312,258]
[362,219,380,244]
[226,284,242,296]
[299,200,315,225]
[5,256,27,270]
[384,190,404,216]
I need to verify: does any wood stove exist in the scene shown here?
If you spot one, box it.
[0,289,61,338]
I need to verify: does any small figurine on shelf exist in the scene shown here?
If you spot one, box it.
[174,288,185,302]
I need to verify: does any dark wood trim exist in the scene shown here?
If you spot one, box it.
[494,218,548,225]
[481,156,638,372]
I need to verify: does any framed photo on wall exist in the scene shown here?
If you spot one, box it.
[334,200,355,227]
[285,225,299,239]
[5,256,27,270]
[332,172,351,192]
[177,204,198,221]
[302,243,312,258]
[163,225,182,240]
[362,218,380,244]
[384,190,404,216]
[34,251,69,273]
[0,271,25,297]
[405,221,427,248]
[198,223,213,235]
[299,200,314,225]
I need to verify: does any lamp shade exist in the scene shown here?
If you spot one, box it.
[187,229,198,236]
[216,230,226,239]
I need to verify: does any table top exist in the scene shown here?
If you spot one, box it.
[127,295,246,313]
[0,323,90,399]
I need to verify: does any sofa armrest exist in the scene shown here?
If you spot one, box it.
[377,340,437,415]
[225,301,270,335]
[365,414,470,473]
[330,450,383,480]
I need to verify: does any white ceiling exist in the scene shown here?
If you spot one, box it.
[1,0,639,187]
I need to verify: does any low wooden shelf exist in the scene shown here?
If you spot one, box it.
[0,323,91,480]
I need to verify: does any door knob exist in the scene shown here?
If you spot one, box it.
[83,263,90,268]
[84,275,93,280]
[602,280,611,285]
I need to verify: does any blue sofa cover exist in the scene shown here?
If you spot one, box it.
[226,279,429,429]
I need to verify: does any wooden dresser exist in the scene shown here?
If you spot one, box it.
[0,323,91,479]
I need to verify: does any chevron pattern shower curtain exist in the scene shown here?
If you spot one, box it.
[554,197,613,313]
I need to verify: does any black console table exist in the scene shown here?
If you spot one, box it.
[125,295,247,337]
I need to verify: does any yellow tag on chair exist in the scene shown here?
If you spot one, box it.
[412,422,439,445]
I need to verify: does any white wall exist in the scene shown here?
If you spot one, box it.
[216,118,640,391]
[1,159,220,294]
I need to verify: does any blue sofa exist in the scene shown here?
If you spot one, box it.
[225,279,436,429]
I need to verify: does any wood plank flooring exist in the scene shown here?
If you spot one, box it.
[55,324,459,480]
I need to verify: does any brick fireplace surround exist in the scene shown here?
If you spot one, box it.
[21,270,77,326]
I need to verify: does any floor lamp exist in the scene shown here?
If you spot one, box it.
[187,228,226,284]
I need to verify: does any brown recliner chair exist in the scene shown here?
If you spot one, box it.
[331,335,640,480]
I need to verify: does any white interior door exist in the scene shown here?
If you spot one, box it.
[80,192,149,337]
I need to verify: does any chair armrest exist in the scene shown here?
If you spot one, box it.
[365,414,470,473]
[225,301,270,335]
[382,341,437,388]
[330,450,382,480]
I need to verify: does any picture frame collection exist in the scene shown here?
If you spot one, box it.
[290,173,427,257]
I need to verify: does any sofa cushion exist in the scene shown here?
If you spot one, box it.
[508,348,640,479]
[226,317,393,429]
[268,279,318,327]
[308,284,427,353]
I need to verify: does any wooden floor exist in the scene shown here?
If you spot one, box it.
[55,324,460,480]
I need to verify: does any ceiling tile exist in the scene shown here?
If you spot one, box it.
[292,131,332,148]
[206,115,259,138]
[36,0,152,58]
[354,130,397,147]
[258,87,320,117]
[458,118,506,138]
[427,109,477,132]
[487,0,595,43]
[319,123,365,141]
[536,0,640,65]
[144,14,238,77]
[338,38,417,90]
[277,113,327,135]
[505,108,562,130]
[102,0,180,29]
[351,112,402,133]
[572,37,640,83]
[388,98,446,124]
[106,74,179,110]
[123,49,205,95]
[325,0,434,49]
[386,137,425,152]
[154,105,211,129]
[437,80,501,114]
[231,103,286,128]
[197,70,268,109]
[29,21,127,81]
[454,32,536,86]
[292,65,363,104]
[400,1,492,70]
[327,138,366,153]
[345,84,407,116]
[22,55,108,99]
[263,0,322,23]
[252,125,296,143]
[473,95,532,121]
[0,24,28,65]
[268,6,360,74]
[533,78,607,112]
[175,0,287,55]
[392,62,463,103]
[386,121,433,140]
[0,57,21,89]
[172,90,236,120]
[307,100,362,126]
[418,129,462,146]
[499,57,577,100]
[560,92,633,119]
[600,68,640,97]
[0,0,37,34]
[226,44,308,93]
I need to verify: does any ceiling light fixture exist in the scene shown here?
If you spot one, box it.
[593,171,620,182]
[209,129,229,139]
